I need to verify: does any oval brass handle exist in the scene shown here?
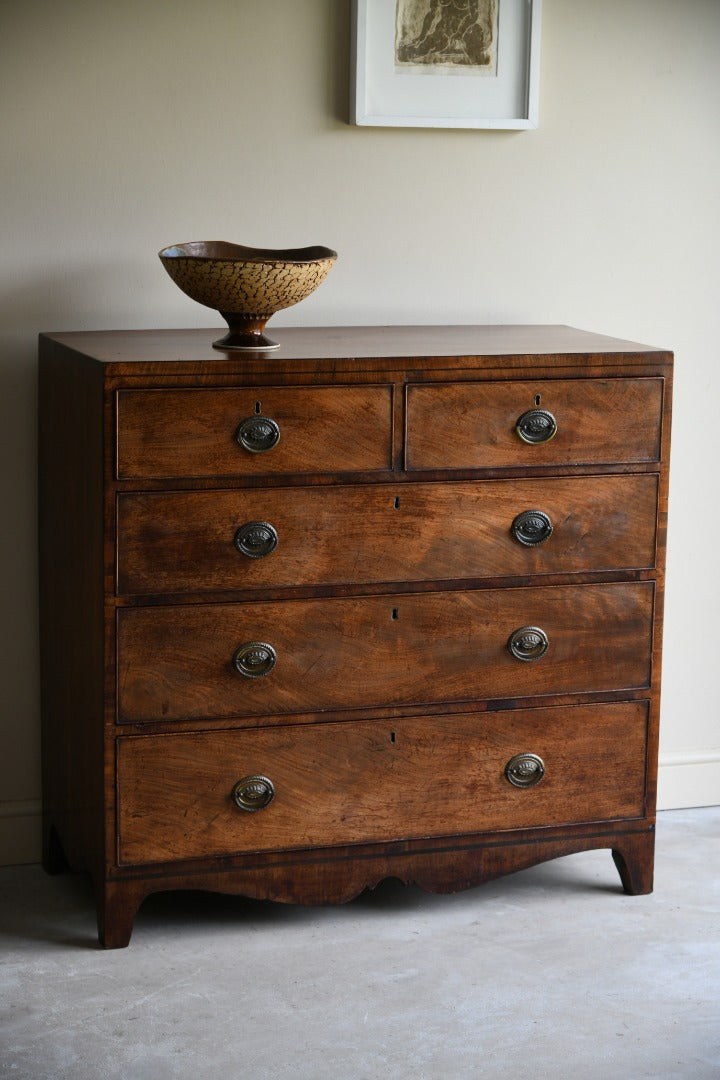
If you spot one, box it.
[231,775,275,812]
[236,415,281,453]
[507,626,549,661]
[233,641,277,678]
[511,510,553,547]
[234,521,278,559]
[505,753,545,788]
[516,408,557,444]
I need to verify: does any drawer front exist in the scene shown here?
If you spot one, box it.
[117,582,654,722]
[116,701,649,864]
[116,385,393,479]
[406,378,663,470]
[117,474,658,595]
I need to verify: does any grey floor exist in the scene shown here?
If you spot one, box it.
[1,809,719,1080]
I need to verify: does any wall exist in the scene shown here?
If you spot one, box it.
[1,0,719,864]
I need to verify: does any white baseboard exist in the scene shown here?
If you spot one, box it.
[0,800,42,866]
[1,760,719,866]
[657,750,720,811]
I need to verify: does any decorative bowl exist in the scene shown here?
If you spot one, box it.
[158,241,337,351]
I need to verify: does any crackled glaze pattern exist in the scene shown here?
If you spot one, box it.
[160,248,336,318]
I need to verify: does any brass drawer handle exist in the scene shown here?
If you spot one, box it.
[505,753,545,788]
[511,510,553,547]
[516,408,557,444]
[234,521,278,559]
[236,415,281,453]
[233,641,277,678]
[507,625,549,661]
[231,775,275,812]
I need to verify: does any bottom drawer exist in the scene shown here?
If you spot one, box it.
[117,701,648,865]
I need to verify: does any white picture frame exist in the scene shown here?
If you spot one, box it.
[351,0,542,130]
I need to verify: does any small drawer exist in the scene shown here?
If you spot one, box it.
[116,582,654,722]
[116,474,658,595]
[406,378,663,470]
[116,701,649,864]
[116,385,393,479]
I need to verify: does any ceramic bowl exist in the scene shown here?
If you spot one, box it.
[159,241,337,351]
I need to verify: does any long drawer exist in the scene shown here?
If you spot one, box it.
[116,582,654,722]
[116,474,658,596]
[116,701,649,864]
[406,378,664,470]
[115,385,393,479]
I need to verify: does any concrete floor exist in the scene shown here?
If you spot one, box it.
[1,808,719,1080]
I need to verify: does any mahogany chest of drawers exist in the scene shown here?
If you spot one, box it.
[38,325,673,948]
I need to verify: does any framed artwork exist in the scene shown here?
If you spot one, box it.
[351,0,542,130]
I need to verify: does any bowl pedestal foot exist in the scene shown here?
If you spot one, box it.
[213,313,280,351]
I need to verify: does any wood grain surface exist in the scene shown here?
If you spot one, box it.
[116,384,393,479]
[117,474,658,595]
[38,326,672,946]
[406,378,663,469]
[117,701,648,864]
[116,582,654,722]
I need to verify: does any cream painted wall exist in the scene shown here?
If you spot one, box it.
[1,0,719,864]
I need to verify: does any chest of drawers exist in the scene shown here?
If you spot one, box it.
[38,325,673,948]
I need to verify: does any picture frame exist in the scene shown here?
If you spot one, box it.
[351,0,542,130]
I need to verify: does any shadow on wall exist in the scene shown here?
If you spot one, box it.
[0,260,162,852]
[0,322,43,853]
[328,0,352,125]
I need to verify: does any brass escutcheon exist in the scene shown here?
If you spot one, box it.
[507,626,549,661]
[233,641,277,678]
[511,510,553,547]
[505,753,546,788]
[231,775,275,812]
[234,521,278,558]
[516,408,557,445]
[236,415,281,453]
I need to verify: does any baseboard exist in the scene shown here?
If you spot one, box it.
[1,761,719,866]
[656,751,720,811]
[0,800,42,866]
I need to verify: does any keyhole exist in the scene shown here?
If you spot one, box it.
[535,394,541,406]
[390,731,396,744]
[254,400,262,414]
[394,496,400,509]
[392,608,399,620]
